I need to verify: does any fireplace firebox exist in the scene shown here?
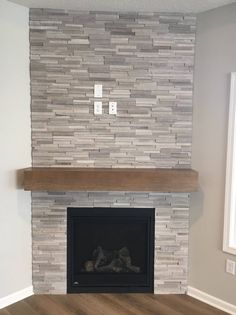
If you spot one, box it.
[67,207,154,293]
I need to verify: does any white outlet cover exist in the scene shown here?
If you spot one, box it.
[226,259,236,275]
[94,101,102,115]
[109,101,117,115]
[94,84,102,98]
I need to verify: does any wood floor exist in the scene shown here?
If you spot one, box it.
[0,294,229,315]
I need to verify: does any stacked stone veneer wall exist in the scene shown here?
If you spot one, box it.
[30,9,196,294]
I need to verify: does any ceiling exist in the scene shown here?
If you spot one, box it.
[7,0,236,13]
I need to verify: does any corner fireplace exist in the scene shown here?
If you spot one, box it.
[67,207,154,293]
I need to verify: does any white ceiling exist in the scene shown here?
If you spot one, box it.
[7,0,236,13]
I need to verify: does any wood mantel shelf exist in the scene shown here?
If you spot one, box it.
[22,167,198,192]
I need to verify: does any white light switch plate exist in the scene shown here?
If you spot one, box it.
[94,101,102,115]
[94,84,102,98]
[109,101,117,115]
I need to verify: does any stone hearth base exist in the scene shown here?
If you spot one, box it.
[32,191,189,294]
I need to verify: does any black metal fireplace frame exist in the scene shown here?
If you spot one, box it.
[67,207,154,293]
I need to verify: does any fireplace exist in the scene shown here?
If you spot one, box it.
[67,207,154,293]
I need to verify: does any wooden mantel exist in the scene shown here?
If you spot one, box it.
[23,167,198,192]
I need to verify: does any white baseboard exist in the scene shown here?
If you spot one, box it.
[188,286,236,315]
[0,286,34,309]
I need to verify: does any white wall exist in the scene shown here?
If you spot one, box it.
[190,3,236,306]
[0,0,31,299]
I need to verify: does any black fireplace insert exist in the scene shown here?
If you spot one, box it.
[67,207,154,293]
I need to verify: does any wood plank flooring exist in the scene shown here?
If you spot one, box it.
[0,294,230,315]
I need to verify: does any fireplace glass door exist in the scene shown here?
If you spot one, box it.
[67,207,154,293]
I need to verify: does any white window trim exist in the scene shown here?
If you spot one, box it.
[223,72,236,255]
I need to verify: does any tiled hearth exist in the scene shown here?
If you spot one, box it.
[30,9,195,294]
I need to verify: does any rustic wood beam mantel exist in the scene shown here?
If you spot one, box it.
[22,167,198,192]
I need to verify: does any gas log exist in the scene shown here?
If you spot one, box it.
[82,246,141,273]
